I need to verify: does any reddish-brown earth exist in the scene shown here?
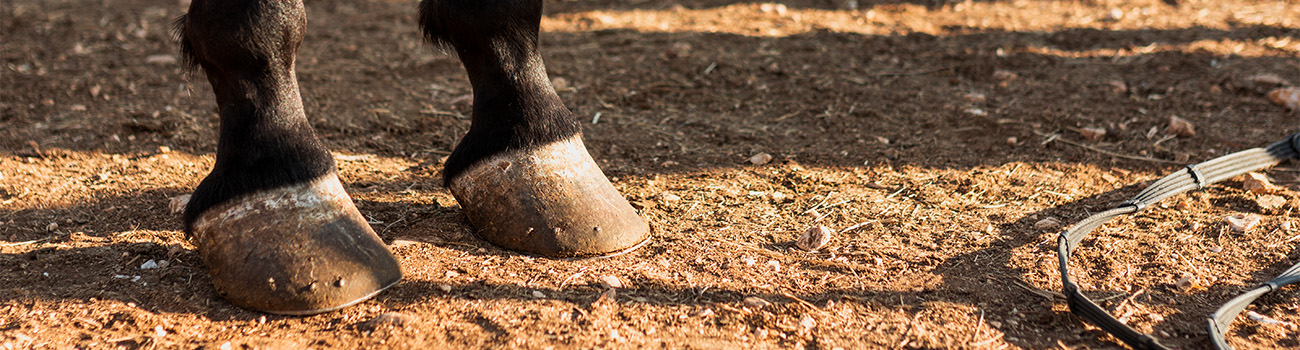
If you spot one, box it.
[3,0,1299,348]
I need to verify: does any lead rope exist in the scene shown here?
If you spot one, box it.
[1058,133,1300,350]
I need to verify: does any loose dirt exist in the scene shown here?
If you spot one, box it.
[3,0,1299,348]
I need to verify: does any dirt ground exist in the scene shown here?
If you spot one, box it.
[3,0,1300,348]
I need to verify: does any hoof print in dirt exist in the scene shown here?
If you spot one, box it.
[190,175,402,315]
[449,136,651,258]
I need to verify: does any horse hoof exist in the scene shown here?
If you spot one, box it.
[190,174,402,315]
[449,136,651,258]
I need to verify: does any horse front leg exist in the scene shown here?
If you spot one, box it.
[177,0,401,315]
[420,0,651,258]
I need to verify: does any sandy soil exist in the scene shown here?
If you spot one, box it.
[2,0,1299,348]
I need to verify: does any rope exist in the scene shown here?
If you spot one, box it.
[1058,133,1300,349]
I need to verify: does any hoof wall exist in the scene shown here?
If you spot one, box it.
[191,175,402,315]
[450,136,651,258]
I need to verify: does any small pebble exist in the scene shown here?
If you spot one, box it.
[1005,137,1018,145]
[758,3,787,15]
[1246,311,1288,325]
[658,192,681,201]
[765,260,781,272]
[551,77,570,91]
[360,312,414,331]
[1245,73,1290,87]
[962,92,987,103]
[800,315,817,330]
[796,225,834,251]
[1226,214,1261,232]
[992,70,1018,81]
[438,284,452,293]
[1033,217,1062,230]
[144,55,177,65]
[1243,172,1277,193]
[694,308,714,317]
[169,194,192,214]
[531,290,546,298]
[1168,116,1195,137]
[766,191,787,202]
[1079,127,1107,142]
[140,260,159,270]
[389,239,417,248]
[47,222,58,231]
[1175,275,1199,291]
[964,108,988,117]
[749,152,773,165]
[664,42,693,59]
[1256,194,1286,210]
[1106,80,1128,94]
[1269,87,1300,110]
[743,296,772,308]
[598,275,624,289]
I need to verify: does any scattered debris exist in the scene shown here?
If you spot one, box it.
[360,312,414,331]
[389,239,418,248]
[598,275,624,289]
[169,194,192,214]
[1175,274,1201,291]
[664,42,693,59]
[1033,217,1062,230]
[1106,80,1128,94]
[1256,194,1286,210]
[145,55,177,65]
[551,77,569,91]
[1245,73,1291,87]
[658,192,681,201]
[1243,172,1277,193]
[1269,87,1300,110]
[796,225,834,251]
[765,260,781,272]
[1168,116,1195,137]
[743,296,772,308]
[1079,127,1107,142]
[758,3,788,15]
[1226,214,1261,232]
[749,152,773,165]
[799,315,817,330]
[992,70,1018,81]
[1246,311,1290,326]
